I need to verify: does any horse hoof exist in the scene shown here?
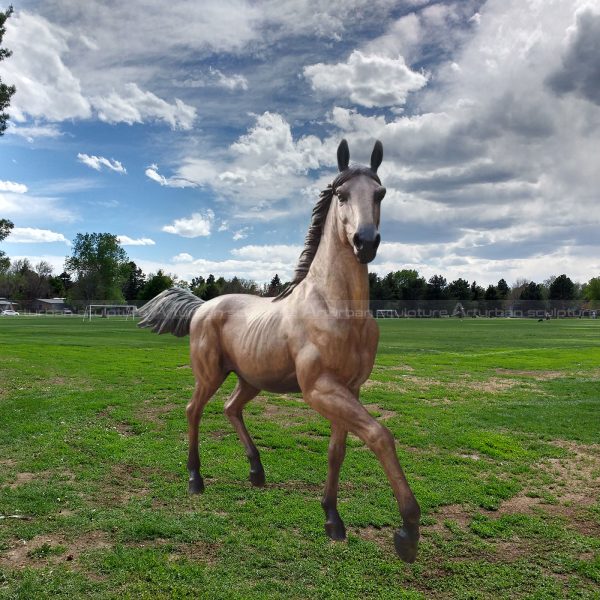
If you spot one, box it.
[188,476,205,495]
[394,526,419,563]
[250,469,265,487]
[325,520,346,541]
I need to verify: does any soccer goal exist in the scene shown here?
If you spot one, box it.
[83,304,137,321]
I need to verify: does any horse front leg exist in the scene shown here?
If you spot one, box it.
[305,376,420,562]
[322,424,348,540]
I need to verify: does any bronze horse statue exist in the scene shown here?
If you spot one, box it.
[138,140,421,562]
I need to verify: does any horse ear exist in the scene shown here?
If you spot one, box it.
[337,139,350,172]
[371,140,383,173]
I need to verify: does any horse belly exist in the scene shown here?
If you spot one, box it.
[222,318,299,393]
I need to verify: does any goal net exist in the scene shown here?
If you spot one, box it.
[83,304,137,321]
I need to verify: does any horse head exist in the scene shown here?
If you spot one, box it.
[333,139,386,264]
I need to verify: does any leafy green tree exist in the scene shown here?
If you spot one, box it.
[65,233,129,306]
[426,275,447,300]
[583,276,600,307]
[138,270,173,303]
[0,6,15,135]
[0,217,13,272]
[549,274,575,301]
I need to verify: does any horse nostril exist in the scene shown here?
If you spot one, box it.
[374,233,381,249]
[353,232,363,249]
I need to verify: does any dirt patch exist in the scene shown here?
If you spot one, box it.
[137,401,181,425]
[256,396,313,427]
[168,540,221,566]
[176,364,191,369]
[495,368,564,380]
[0,530,111,570]
[99,463,152,506]
[461,377,521,392]
[363,403,396,421]
[354,525,389,551]
[207,429,229,440]
[425,504,472,534]
[373,364,414,372]
[495,440,600,534]
[7,472,38,488]
[111,421,136,437]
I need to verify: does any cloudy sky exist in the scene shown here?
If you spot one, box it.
[1,0,599,285]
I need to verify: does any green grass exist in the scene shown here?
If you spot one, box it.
[1,316,599,599]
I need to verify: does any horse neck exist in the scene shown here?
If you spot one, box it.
[306,201,370,312]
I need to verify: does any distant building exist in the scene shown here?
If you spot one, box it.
[0,298,18,311]
[31,298,69,313]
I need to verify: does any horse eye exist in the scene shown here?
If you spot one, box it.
[336,189,348,202]
[374,186,386,203]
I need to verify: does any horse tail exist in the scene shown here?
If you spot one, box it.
[137,287,205,337]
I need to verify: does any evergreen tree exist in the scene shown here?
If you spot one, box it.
[447,278,471,302]
[497,278,509,297]
[122,261,146,303]
[549,274,575,301]
[266,274,283,296]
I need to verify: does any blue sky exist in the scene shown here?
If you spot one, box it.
[1,0,600,285]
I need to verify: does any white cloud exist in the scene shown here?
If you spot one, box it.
[117,235,155,246]
[175,67,248,91]
[231,244,303,262]
[153,112,334,206]
[0,193,76,223]
[134,254,295,285]
[2,12,196,129]
[162,210,215,238]
[304,50,428,108]
[77,153,127,174]
[145,165,197,188]
[92,83,196,130]
[232,227,250,241]
[6,122,63,142]
[5,227,69,244]
[209,68,248,91]
[2,11,91,122]
[0,180,28,194]
[172,252,194,263]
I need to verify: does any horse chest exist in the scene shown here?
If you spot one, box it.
[313,317,377,382]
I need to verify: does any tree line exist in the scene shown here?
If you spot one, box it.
[1,229,599,312]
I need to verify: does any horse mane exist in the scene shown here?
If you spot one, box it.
[274,165,381,301]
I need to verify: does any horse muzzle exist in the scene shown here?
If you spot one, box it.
[352,226,381,264]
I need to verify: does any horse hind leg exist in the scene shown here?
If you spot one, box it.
[187,374,224,494]
[322,424,348,540]
[224,378,264,487]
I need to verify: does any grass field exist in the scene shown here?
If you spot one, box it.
[0,316,599,599]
